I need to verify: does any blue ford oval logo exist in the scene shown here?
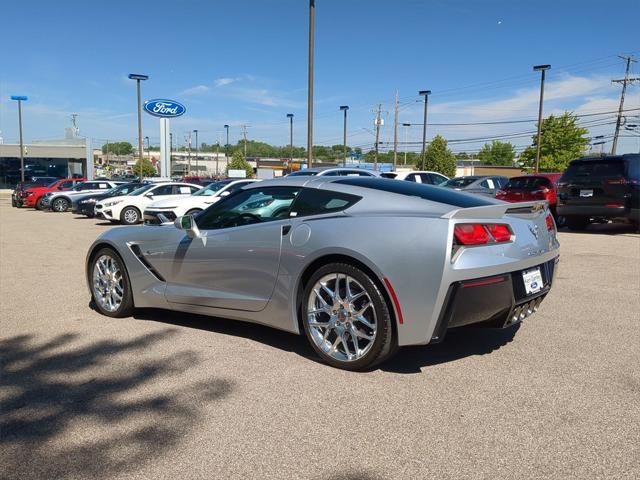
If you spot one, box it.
[143,99,186,118]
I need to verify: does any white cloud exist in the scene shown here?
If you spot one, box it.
[179,85,210,96]
[214,78,235,87]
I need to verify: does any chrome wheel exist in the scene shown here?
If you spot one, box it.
[52,198,69,212]
[306,273,377,362]
[92,254,124,313]
[123,208,139,224]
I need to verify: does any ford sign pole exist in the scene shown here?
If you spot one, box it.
[143,99,186,178]
[11,96,28,182]
[128,74,149,180]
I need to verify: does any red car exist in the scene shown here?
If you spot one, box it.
[23,178,86,209]
[495,173,563,216]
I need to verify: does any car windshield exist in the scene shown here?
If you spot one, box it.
[442,178,477,188]
[193,181,231,196]
[129,184,156,196]
[504,177,551,189]
[287,170,316,176]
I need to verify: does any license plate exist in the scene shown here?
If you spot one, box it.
[579,189,594,198]
[522,267,543,295]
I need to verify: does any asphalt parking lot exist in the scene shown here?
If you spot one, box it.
[1,193,639,480]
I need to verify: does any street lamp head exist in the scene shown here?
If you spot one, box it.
[11,95,28,101]
[193,129,198,133]
[339,105,349,111]
[286,113,294,118]
[128,74,149,81]
[533,64,551,71]
[224,124,229,129]
[418,90,431,96]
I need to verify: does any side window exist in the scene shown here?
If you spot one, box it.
[430,173,447,184]
[626,160,640,180]
[153,185,174,196]
[289,188,361,218]
[479,180,490,189]
[196,187,300,230]
[418,173,432,184]
[228,182,249,193]
[405,173,419,183]
[172,185,193,195]
[323,171,339,176]
[81,182,97,190]
[356,171,373,176]
[60,181,74,189]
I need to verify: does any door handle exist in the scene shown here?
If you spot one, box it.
[282,225,291,236]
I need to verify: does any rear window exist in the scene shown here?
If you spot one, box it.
[505,177,551,190]
[563,160,625,179]
[380,173,397,179]
[334,177,494,208]
[287,170,316,177]
[627,157,640,179]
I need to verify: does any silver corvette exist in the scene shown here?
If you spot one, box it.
[86,177,560,370]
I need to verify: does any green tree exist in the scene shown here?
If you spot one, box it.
[520,112,589,171]
[227,150,254,178]
[102,141,133,156]
[455,152,471,160]
[477,140,516,166]
[422,135,456,177]
[133,158,157,177]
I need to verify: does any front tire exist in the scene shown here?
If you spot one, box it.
[35,198,45,210]
[301,263,395,371]
[90,248,134,318]
[120,206,141,225]
[52,197,70,212]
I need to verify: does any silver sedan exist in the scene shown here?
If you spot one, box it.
[86,177,559,370]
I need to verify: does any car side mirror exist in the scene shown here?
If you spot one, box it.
[145,192,154,198]
[174,215,201,239]
[58,186,64,190]
[220,191,230,196]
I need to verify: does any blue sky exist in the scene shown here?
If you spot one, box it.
[0,0,639,154]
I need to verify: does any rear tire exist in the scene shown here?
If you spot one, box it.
[89,248,134,318]
[301,262,395,371]
[566,216,590,231]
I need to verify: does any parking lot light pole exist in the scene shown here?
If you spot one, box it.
[340,106,349,167]
[224,124,229,151]
[402,123,411,165]
[533,64,550,173]
[128,74,149,180]
[286,114,294,163]
[419,90,431,171]
[307,0,315,169]
[10,95,27,182]
[194,129,199,176]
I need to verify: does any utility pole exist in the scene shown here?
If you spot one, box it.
[402,123,410,165]
[307,0,315,169]
[419,90,431,171]
[169,132,173,177]
[105,139,110,172]
[216,140,220,176]
[373,103,384,170]
[612,55,639,155]
[392,90,399,170]
[187,132,192,176]
[533,64,550,173]
[286,114,294,163]
[128,74,148,180]
[340,106,349,167]
[193,129,199,176]
[241,125,248,157]
[11,96,28,182]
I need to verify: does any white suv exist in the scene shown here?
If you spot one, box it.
[143,179,258,224]
[95,182,201,225]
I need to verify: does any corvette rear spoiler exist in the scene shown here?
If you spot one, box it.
[441,201,548,220]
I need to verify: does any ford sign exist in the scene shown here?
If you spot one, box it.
[143,99,186,118]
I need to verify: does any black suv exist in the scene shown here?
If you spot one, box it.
[556,154,640,230]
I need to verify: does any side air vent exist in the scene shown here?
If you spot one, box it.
[128,244,166,282]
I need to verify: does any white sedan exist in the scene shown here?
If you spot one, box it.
[95,182,201,225]
[143,179,258,224]
[380,170,449,185]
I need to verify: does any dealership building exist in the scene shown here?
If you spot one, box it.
[0,136,93,188]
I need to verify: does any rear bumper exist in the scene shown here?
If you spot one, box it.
[557,204,628,218]
[430,257,558,343]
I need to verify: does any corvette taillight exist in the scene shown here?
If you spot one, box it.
[545,214,554,231]
[454,223,513,245]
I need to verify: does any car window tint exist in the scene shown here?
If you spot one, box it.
[419,173,432,184]
[60,181,74,188]
[480,180,490,188]
[228,182,249,192]
[505,177,551,189]
[380,173,397,179]
[289,188,361,218]
[429,173,448,184]
[628,158,640,179]
[153,185,174,196]
[563,159,625,179]
[406,173,418,183]
[196,187,301,230]
[322,171,339,176]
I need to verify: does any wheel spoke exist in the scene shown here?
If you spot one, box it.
[355,314,374,329]
[313,288,331,308]
[320,282,335,300]
[341,334,352,359]
[352,328,373,341]
[355,302,371,316]
[328,336,341,354]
